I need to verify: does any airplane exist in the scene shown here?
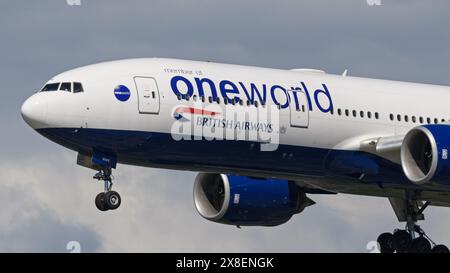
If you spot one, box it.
[21,57,450,253]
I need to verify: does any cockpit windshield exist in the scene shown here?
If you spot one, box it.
[41,83,60,92]
[73,82,84,93]
[60,82,71,92]
[40,82,84,93]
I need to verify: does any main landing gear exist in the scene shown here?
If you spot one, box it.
[377,197,449,253]
[93,168,121,211]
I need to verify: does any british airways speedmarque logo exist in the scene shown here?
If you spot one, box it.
[173,106,221,122]
[172,105,274,134]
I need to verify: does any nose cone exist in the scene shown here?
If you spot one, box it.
[21,94,48,129]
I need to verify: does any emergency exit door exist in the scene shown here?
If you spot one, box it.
[134,77,160,114]
[289,90,309,128]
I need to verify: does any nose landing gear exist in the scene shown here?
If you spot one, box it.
[93,168,121,211]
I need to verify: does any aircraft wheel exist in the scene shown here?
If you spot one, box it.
[393,230,411,253]
[377,232,395,253]
[95,192,108,211]
[431,244,450,253]
[105,191,121,210]
[410,237,431,253]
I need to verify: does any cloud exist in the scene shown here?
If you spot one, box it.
[0,152,367,252]
[1,150,450,252]
[0,160,101,252]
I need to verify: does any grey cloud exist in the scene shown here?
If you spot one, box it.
[2,152,450,252]
[0,172,101,252]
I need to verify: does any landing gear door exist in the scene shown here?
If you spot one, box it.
[134,77,160,114]
[289,90,309,128]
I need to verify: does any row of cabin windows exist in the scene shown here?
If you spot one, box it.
[389,114,446,124]
[329,108,447,125]
[175,94,447,124]
[178,95,311,112]
[177,94,277,108]
[330,108,380,120]
[177,95,306,112]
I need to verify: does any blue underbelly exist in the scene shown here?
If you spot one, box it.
[37,127,412,187]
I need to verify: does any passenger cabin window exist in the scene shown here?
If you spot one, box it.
[73,82,84,93]
[60,82,72,92]
[41,83,60,92]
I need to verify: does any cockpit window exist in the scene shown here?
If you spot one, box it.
[60,82,72,92]
[41,83,60,92]
[73,82,84,93]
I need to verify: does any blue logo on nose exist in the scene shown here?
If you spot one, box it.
[114,85,131,102]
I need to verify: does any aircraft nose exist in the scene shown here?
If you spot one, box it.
[21,94,48,129]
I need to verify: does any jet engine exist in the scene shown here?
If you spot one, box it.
[401,125,450,185]
[193,173,315,226]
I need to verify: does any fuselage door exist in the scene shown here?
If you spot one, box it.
[134,77,160,114]
[289,90,309,128]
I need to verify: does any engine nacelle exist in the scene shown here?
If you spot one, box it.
[193,173,314,227]
[401,125,450,185]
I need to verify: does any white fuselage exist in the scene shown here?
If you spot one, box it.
[20,58,450,202]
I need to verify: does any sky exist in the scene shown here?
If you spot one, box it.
[1,0,450,252]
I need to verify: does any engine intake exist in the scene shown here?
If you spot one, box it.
[401,125,450,185]
[193,173,314,226]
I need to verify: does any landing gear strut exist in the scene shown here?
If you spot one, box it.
[93,168,121,211]
[377,197,449,253]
